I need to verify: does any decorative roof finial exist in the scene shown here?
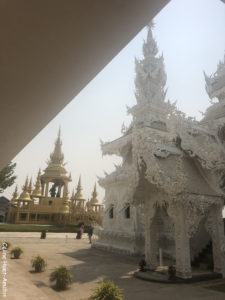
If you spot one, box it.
[28,177,33,194]
[147,19,155,29]
[49,127,64,164]
[204,53,225,102]
[90,183,99,204]
[58,126,61,138]
[135,21,167,106]
[77,175,82,189]
[12,185,18,201]
[75,175,85,201]
[23,176,29,192]
[71,189,75,200]
[32,169,42,197]
[19,176,32,202]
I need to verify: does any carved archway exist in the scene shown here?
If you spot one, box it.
[145,203,175,269]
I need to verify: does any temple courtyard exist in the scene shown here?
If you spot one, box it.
[1,232,225,300]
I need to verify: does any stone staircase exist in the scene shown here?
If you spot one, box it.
[191,241,213,271]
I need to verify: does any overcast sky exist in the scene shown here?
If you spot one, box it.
[3,0,225,206]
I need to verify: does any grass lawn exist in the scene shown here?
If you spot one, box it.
[0,224,80,233]
[206,283,225,293]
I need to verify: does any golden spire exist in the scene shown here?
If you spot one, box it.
[19,176,32,202]
[28,177,33,194]
[86,197,91,209]
[71,189,75,200]
[11,185,19,204]
[12,185,18,200]
[24,176,29,191]
[49,127,64,164]
[63,184,71,204]
[75,176,85,201]
[32,169,42,197]
[42,128,71,181]
[90,183,99,204]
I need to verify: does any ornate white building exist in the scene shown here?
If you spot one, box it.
[93,25,225,279]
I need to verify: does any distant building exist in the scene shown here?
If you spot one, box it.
[7,129,103,225]
[0,196,9,222]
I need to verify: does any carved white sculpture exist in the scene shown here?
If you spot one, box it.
[93,24,225,279]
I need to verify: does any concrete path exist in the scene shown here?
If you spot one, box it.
[0,232,88,238]
[1,233,224,300]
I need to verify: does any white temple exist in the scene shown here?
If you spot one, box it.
[93,24,225,279]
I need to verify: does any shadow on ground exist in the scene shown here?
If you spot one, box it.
[60,247,141,285]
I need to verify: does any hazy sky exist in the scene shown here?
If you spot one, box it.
[4,0,225,203]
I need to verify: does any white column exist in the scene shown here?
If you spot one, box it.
[45,182,49,197]
[145,215,158,269]
[206,204,225,277]
[41,183,44,195]
[63,182,68,197]
[58,184,62,197]
[159,248,163,267]
[174,213,192,279]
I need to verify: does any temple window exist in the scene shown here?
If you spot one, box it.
[20,213,27,220]
[39,214,49,221]
[49,200,53,206]
[125,204,130,219]
[109,206,114,219]
[30,214,36,220]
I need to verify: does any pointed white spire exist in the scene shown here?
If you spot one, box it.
[50,127,64,164]
[135,23,167,106]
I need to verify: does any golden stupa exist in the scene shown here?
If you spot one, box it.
[7,129,102,225]
[87,183,103,212]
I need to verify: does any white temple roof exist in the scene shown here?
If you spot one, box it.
[101,134,132,156]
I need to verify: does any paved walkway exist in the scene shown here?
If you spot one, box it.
[0,232,86,239]
[1,233,225,300]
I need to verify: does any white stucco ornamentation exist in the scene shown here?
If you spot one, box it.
[93,24,225,279]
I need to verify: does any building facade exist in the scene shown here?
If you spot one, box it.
[93,25,225,279]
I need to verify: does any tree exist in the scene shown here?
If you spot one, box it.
[0,162,16,193]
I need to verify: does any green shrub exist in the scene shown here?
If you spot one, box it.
[31,255,47,272]
[89,280,124,300]
[10,246,23,259]
[50,265,73,290]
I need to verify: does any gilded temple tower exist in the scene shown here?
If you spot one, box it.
[7,129,103,226]
[89,183,102,212]
[7,129,72,224]
[73,176,86,207]
[41,129,71,201]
